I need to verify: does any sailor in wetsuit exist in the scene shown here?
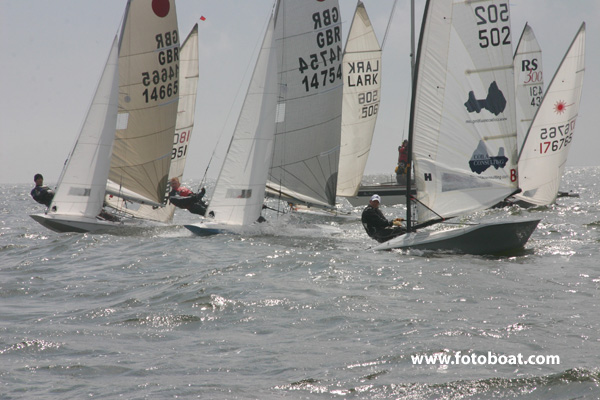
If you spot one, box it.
[168,177,207,216]
[30,174,54,207]
[361,194,406,243]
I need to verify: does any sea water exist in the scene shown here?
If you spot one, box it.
[1,168,599,399]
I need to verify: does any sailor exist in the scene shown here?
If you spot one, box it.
[361,194,406,243]
[168,177,207,216]
[30,173,55,207]
[396,139,409,185]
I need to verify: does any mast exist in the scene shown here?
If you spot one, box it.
[410,0,415,82]
[406,0,417,231]
[406,0,428,232]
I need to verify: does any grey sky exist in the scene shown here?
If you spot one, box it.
[1,0,597,185]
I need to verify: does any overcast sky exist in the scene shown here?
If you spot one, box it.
[1,0,598,185]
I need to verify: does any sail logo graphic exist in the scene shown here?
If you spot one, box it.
[469,140,508,174]
[554,100,568,114]
[152,0,171,18]
[464,81,506,116]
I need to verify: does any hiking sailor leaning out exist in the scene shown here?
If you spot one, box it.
[361,194,406,243]
[30,173,54,207]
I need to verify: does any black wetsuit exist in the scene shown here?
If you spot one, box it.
[30,185,54,207]
[361,205,406,243]
[169,187,207,216]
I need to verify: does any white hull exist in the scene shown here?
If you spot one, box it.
[184,221,229,236]
[373,219,540,255]
[30,214,122,233]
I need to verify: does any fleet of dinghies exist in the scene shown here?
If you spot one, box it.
[30,0,587,255]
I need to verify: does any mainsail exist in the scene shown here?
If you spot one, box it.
[514,23,543,153]
[105,23,199,223]
[48,37,120,219]
[411,0,518,223]
[267,0,343,208]
[206,8,278,226]
[336,1,382,197]
[108,0,180,206]
[515,23,586,206]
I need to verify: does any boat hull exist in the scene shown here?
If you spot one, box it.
[184,222,229,236]
[372,219,541,255]
[345,183,416,207]
[30,214,122,233]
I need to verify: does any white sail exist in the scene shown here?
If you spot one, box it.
[514,23,543,153]
[206,10,278,226]
[336,1,382,197]
[412,0,518,223]
[267,0,344,208]
[47,37,120,220]
[105,23,199,223]
[514,23,585,206]
[109,0,180,206]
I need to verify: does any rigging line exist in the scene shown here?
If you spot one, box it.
[411,195,444,221]
[381,0,398,50]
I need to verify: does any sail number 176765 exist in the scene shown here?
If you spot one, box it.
[538,120,575,154]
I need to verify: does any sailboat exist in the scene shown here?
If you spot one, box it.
[373,0,540,254]
[30,0,180,233]
[185,0,343,235]
[509,23,586,207]
[185,1,279,236]
[104,24,199,223]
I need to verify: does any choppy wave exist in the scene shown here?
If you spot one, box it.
[2,168,600,399]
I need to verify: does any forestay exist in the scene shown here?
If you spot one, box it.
[337,1,382,197]
[268,0,343,208]
[207,10,278,226]
[514,23,543,154]
[48,38,120,219]
[412,0,518,223]
[108,0,180,206]
[515,23,585,206]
